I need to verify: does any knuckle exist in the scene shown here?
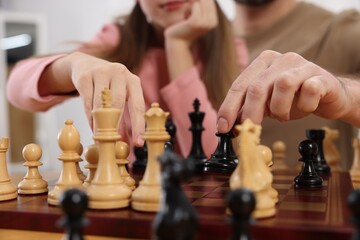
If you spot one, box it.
[276,73,295,91]
[282,52,301,62]
[259,50,280,60]
[247,82,265,100]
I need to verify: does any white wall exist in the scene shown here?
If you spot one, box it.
[2,0,360,172]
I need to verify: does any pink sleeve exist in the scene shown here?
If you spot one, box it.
[6,55,72,111]
[6,23,121,112]
[160,67,218,158]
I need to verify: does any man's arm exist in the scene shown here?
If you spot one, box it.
[217,50,360,133]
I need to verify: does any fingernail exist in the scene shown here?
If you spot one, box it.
[217,117,229,133]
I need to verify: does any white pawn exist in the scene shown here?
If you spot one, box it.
[76,143,87,182]
[83,144,99,188]
[272,141,289,171]
[18,143,48,194]
[115,141,135,190]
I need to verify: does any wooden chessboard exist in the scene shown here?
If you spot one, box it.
[0,170,354,240]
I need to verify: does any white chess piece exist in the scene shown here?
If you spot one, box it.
[18,143,48,194]
[0,137,17,201]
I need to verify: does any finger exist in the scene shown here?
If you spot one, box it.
[109,75,126,112]
[92,75,110,110]
[126,74,146,147]
[217,50,281,132]
[76,76,95,131]
[296,76,325,114]
[269,63,316,121]
[241,52,306,123]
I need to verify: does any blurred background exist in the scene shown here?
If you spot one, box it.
[1,0,360,173]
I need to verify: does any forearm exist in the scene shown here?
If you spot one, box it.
[6,54,74,111]
[38,52,82,96]
[165,38,195,81]
[161,68,218,158]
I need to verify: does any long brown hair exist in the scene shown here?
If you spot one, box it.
[110,2,240,110]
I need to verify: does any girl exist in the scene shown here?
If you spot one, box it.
[7,0,248,161]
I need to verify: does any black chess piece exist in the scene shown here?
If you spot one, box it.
[306,129,331,175]
[348,189,360,240]
[227,188,256,240]
[165,117,177,151]
[132,143,148,172]
[133,118,176,172]
[58,188,89,240]
[187,98,207,172]
[294,139,323,189]
[204,131,238,173]
[153,150,198,240]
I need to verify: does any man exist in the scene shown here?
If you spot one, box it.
[219,0,360,168]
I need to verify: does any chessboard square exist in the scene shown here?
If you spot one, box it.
[182,185,217,192]
[283,195,327,203]
[273,174,297,181]
[188,181,225,187]
[287,189,327,197]
[185,191,207,199]
[192,198,225,207]
[279,201,326,212]
[272,183,292,190]
[206,191,226,199]
[195,206,226,218]
[276,211,326,222]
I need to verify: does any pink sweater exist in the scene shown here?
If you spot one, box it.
[7,23,249,160]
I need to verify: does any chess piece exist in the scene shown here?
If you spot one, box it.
[351,138,360,184]
[322,127,342,172]
[153,150,197,240]
[204,131,238,173]
[0,137,17,201]
[164,117,177,151]
[132,143,148,173]
[227,188,256,240]
[294,139,323,189]
[258,144,273,167]
[76,143,87,182]
[271,141,289,171]
[348,189,360,240]
[132,103,170,212]
[48,120,84,206]
[133,118,176,173]
[59,188,89,240]
[306,129,331,175]
[83,144,98,188]
[87,88,132,209]
[18,143,48,194]
[257,144,278,203]
[115,141,136,190]
[187,98,207,172]
[230,119,276,219]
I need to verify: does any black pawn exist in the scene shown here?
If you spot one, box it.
[227,188,256,240]
[306,129,331,175]
[165,117,177,151]
[59,189,89,240]
[348,189,360,240]
[204,131,238,173]
[294,139,323,189]
[187,98,207,172]
[153,150,198,240]
[132,143,148,172]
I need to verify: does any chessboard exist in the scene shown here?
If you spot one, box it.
[0,169,354,240]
